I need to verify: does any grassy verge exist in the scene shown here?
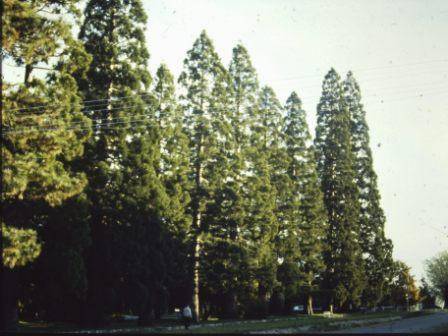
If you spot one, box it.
[16,310,434,334]
[164,315,328,334]
[162,311,414,334]
[18,320,80,333]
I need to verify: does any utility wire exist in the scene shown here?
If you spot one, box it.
[9,68,447,115]
[4,93,154,113]
[12,101,158,120]
[419,223,448,238]
[4,109,161,134]
[4,89,448,134]
[5,58,448,114]
[7,81,448,122]
[4,115,162,135]
[275,73,448,92]
[267,59,448,82]
[274,67,448,89]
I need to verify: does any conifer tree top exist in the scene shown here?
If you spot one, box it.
[286,91,302,105]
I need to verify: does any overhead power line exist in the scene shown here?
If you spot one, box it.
[4,57,448,114]
[267,58,448,82]
[3,88,448,135]
[4,109,161,134]
[6,78,448,120]
[4,93,154,113]
[419,223,448,238]
[4,115,162,135]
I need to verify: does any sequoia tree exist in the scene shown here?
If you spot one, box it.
[78,0,167,324]
[210,43,260,317]
[282,92,327,314]
[246,86,283,311]
[314,68,365,311]
[343,71,394,307]
[178,30,230,321]
[152,64,192,310]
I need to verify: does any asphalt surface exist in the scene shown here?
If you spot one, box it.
[332,311,448,333]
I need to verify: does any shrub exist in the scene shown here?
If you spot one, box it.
[244,298,269,319]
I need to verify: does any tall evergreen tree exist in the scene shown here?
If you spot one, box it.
[343,72,394,307]
[282,92,327,315]
[314,69,365,311]
[152,64,192,310]
[245,86,283,311]
[207,43,260,317]
[260,88,294,315]
[200,67,247,318]
[78,0,167,324]
[276,93,301,310]
[1,0,91,329]
[178,30,230,321]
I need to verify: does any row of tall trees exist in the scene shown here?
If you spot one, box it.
[3,0,398,329]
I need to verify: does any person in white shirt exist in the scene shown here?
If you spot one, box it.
[182,305,192,330]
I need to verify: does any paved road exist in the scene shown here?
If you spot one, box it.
[332,311,448,333]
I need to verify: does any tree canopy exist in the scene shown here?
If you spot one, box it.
[425,250,448,308]
[2,2,403,329]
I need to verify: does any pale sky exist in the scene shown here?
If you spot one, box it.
[4,0,447,281]
[145,0,448,280]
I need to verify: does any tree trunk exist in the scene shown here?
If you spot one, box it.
[191,137,203,322]
[191,100,204,321]
[192,232,201,322]
[306,294,314,315]
[24,64,32,85]
[443,287,448,309]
[0,268,18,331]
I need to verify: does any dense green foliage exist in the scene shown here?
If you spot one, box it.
[152,64,192,311]
[76,0,169,325]
[382,261,420,307]
[1,224,41,268]
[2,0,91,258]
[282,92,327,314]
[2,1,404,329]
[425,250,448,308]
[315,69,366,310]
[419,277,437,308]
[1,0,91,330]
[177,30,232,320]
[343,72,394,308]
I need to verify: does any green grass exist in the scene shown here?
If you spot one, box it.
[17,320,82,333]
[166,316,322,334]
[162,311,413,334]
[16,310,434,334]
